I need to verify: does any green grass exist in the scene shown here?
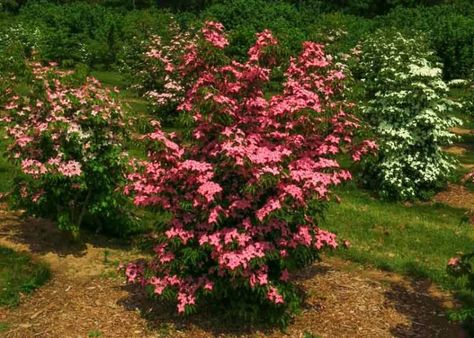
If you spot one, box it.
[457,132,474,165]
[449,87,474,129]
[0,246,50,307]
[90,71,126,89]
[88,329,103,337]
[323,185,474,302]
[0,322,9,332]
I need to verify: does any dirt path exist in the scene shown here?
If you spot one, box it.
[0,206,464,338]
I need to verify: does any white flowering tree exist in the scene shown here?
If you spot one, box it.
[357,30,461,200]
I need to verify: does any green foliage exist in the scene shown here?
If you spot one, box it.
[120,8,174,42]
[17,2,123,68]
[305,12,374,55]
[0,134,16,194]
[0,245,50,307]
[205,281,303,327]
[8,0,471,76]
[449,80,474,125]
[0,22,38,105]
[291,0,450,17]
[202,0,306,60]
[0,0,27,13]
[8,3,178,71]
[157,0,218,11]
[381,4,474,79]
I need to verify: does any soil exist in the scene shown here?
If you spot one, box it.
[0,205,465,338]
[434,184,474,211]
[434,184,474,225]
[450,127,474,136]
[445,145,469,156]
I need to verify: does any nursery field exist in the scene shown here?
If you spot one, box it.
[1,0,474,337]
[0,70,472,337]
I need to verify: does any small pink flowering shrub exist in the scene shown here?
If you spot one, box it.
[122,22,196,123]
[447,253,474,328]
[1,62,132,235]
[125,22,373,324]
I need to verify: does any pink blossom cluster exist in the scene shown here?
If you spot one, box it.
[125,23,374,314]
[462,172,474,184]
[448,257,460,267]
[202,21,229,49]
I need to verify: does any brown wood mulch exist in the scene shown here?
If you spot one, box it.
[0,206,466,338]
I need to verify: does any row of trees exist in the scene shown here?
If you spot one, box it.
[1,0,463,14]
[2,0,473,79]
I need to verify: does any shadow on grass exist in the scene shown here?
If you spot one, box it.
[0,245,50,307]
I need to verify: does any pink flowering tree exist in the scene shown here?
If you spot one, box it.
[125,22,375,324]
[1,61,132,235]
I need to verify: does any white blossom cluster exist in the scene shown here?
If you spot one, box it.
[358,31,461,200]
[0,23,43,54]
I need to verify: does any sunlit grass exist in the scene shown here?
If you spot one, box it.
[323,184,474,304]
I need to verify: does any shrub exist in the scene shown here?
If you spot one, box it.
[356,30,460,200]
[118,9,176,86]
[0,0,27,14]
[120,21,196,123]
[124,22,374,324]
[447,253,474,333]
[1,61,132,235]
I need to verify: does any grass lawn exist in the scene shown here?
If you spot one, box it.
[0,246,50,307]
[90,70,127,89]
[323,184,474,305]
